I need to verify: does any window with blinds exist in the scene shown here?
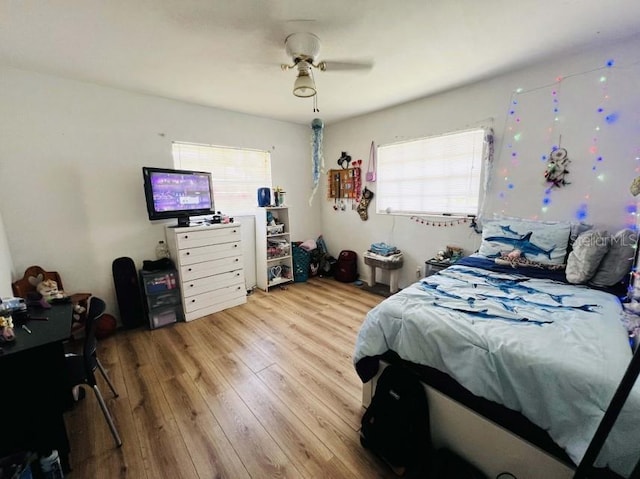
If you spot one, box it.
[172,142,272,215]
[376,128,487,216]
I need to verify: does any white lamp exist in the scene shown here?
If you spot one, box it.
[293,70,316,98]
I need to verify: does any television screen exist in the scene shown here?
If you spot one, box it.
[142,166,214,226]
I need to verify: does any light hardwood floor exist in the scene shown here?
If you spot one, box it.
[64,277,398,478]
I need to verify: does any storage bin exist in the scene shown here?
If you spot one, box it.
[147,290,181,309]
[292,243,310,282]
[267,240,290,259]
[267,224,285,235]
[141,271,178,293]
[149,306,181,329]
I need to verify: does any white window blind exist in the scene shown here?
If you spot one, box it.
[376,128,487,216]
[172,142,272,215]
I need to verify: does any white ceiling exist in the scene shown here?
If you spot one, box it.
[2,0,640,125]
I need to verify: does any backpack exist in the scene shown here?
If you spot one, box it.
[335,250,358,282]
[360,364,431,475]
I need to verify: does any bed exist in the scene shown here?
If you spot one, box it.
[354,219,640,478]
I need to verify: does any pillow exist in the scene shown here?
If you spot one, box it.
[590,229,637,288]
[570,222,594,243]
[478,219,571,265]
[565,230,610,284]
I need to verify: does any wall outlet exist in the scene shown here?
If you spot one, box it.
[416,266,422,278]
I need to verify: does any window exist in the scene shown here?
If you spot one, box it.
[376,128,491,216]
[172,142,272,215]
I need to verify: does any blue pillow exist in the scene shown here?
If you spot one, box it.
[479,219,571,265]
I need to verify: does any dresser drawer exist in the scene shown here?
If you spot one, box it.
[184,295,247,322]
[180,255,243,282]
[175,226,241,249]
[178,241,241,266]
[183,283,246,315]
[182,269,245,298]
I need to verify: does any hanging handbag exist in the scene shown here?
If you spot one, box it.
[366,141,377,182]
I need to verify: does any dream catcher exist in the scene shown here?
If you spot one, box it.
[544,147,571,188]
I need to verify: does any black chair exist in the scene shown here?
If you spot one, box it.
[65,296,122,447]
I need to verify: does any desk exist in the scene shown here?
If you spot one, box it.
[0,303,73,469]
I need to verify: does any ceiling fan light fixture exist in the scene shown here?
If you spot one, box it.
[293,70,316,97]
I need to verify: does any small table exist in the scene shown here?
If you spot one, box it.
[425,258,454,276]
[364,253,404,294]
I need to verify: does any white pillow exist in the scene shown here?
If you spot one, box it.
[478,219,571,265]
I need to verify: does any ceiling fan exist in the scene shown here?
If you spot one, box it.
[280,32,373,98]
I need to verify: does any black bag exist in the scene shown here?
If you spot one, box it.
[335,250,358,282]
[112,257,145,329]
[360,364,431,475]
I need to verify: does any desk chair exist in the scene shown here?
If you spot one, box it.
[65,296,122,447]
[12,265,91,338]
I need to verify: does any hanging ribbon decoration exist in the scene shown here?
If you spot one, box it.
[309,118,325,205]
[410,216,472,227]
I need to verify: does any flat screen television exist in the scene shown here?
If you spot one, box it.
[142,166,215,227]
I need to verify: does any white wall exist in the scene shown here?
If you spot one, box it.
[0,211,15,298]
[0,67,321,318]
[323,35,640,289]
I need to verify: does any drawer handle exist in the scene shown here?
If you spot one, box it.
[191,299,196,303]
[237,286,241,290]
[189,284,194,288]
[186,252,190,255]
[188,268,192,272]
[234,258,239,262]
[233,229,237,233]
[234,244,238,248]
[183,235,189,239]
[236,272,240,276]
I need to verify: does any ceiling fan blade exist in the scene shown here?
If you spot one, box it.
[319,60,373,72]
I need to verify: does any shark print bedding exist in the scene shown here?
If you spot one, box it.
[478,219,571,265]
[353,258,639,476]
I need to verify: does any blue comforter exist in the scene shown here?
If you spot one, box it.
[353,262,639,476]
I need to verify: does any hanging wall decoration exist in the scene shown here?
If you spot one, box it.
[365,141,377,182]
[309,118,324,206]
[337,151,352,169]
[544,146,571,188]
[410,216,472,227]
[328,166,361,211]
[357,187,374,221]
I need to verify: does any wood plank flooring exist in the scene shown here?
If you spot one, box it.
[64,277,398,478]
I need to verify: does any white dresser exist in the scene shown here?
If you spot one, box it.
[165,223,246,322]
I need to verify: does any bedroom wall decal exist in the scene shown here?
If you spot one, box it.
[491,58,640,229]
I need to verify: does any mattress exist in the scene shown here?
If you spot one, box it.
[353,257,640,477]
